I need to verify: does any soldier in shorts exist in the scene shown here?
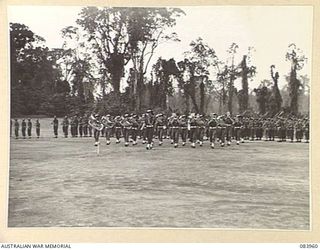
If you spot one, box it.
[155,114,166,146]
[179,115,188,146]
[207,113,218,149]
[233,115,243,145]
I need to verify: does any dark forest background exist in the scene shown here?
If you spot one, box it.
[10,7,310,117]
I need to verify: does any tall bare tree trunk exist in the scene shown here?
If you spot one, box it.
[199,78,205,114]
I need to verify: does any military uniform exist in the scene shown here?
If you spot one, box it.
[169,115,180,148]
[21,119,27,139]
[74,116,79,137]
[207,114,218,148]
[52,117,59,138]
[249,118,255,141]
[179,115,188,146]
[79,117,84,137]
[89,114,102,146]
[233,116,243,145]
[130,115,139,145]
[295,119,303,142]
[270,118,276,141]
[304,119,309,143]
[255,119,263,140]
[155,114,165,146]
[196,115,206,146]
[189,116,198,148]
[102,115,113,145]
[122,114,132,147]
[83,116,88,137]
[217,116,226,147]
[88,117,92,137]
[277,119,286,142]
[62,116,69,138]
[224,115,233,145]
[14,119,19,139]
[144,110,155,150]
[27,118,32,138]
[286,119,294,142]
[113,117,122,143]
[35,119,40,138]
[70,117,75,137]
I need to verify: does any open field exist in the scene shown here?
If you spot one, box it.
[8,118,310,229]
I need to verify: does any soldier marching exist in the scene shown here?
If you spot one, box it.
[11,112,310,151]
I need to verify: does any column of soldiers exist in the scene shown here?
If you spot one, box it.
[10,113,310,148]
[86,110,310,149]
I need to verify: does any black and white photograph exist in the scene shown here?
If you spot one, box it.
[7,5,312,230]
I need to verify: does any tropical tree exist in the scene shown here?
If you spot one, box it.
[285,43,307,114]
[127,7,185,111]
[10,23,60,116]
[237,49,256,113]
[177,38,218,114]
[152,57,180,110]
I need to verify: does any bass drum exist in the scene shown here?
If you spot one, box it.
[89,119,104,131]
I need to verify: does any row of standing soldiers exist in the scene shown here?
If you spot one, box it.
[88,110,310,149]
[12,118,40,139]
[11,112,309,149]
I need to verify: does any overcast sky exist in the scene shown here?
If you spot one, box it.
[8,5,313,90]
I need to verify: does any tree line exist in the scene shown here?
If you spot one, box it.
[10,7,310,117]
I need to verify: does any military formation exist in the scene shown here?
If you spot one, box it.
[11,111,309,149]
[12,118,41,139]
[60,110,310,149]
[10,110,309,150]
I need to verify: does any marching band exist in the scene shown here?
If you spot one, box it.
[11,110,310,150]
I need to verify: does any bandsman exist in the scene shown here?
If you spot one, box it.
[224,112,234,146]
[168,113,180,148]
[217,115,226,147]
[179,114,188,146]
[233,115,243,145]
[89,113,103,146]
[189,113,198,148]
[144,109,155,150]
[155,113,166,146]
[249,117,255,141]
[130,114,139,146]
[207,113,218,148]
[196,114,206,147]
[114,116,123,143]
[102,114,113,145]
[121,114,132,147]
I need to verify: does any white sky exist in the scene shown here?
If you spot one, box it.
[8,5,313,90]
